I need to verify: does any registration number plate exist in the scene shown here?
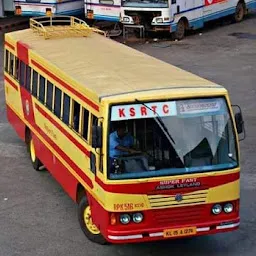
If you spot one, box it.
[163,227,197,238]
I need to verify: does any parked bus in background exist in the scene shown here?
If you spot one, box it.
[4,16,245,244]
[14,0,84,17]
[85,0,121,22]
[120,0,256,39]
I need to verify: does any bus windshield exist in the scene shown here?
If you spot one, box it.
[122,0,168,8]
[108,97,238,180]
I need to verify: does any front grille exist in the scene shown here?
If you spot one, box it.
[152,204,207,226]
[148,190,208,208]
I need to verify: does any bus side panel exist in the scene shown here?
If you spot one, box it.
[32,132,78,202]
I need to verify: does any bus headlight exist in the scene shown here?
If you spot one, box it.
[224,203,233,213]
[132,213,143,223]
[123,17,130,23]
[120,214,131,224]
[156,18,163,23]
[212,204,222,214]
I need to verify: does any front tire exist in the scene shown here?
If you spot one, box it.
[174,19,186,40]
[78,196,107,245]
[234,2,245,22]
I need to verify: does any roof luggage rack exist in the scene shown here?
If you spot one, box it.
[30,16,106,39]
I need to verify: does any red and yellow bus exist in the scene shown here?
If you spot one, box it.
[4,16,245,244]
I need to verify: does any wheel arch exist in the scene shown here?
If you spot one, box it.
[76,183,87,204]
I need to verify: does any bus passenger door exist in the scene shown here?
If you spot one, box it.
[89,122,109,234]
[192,0,204,29]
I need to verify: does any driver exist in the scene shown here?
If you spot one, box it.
[109,121,140,158]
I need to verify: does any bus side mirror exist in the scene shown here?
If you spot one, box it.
[232,105,245,140]
[235,112,244,134]
[92,125,102,149]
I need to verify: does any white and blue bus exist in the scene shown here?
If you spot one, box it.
[14,0,84,17]
[84,0,256,39]
[120,0,256,39]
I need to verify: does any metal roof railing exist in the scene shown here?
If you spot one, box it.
[30,16,106,39]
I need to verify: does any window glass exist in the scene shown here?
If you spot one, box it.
[5,50,9,72]
[63,93,70,125]
[20,61,26,87]
[15,58,19,80]
[39,76,46,103]
[73,101,80,132]
[32,70,38,97]
[25,66,31,91]
[92,115,98,126]
[46,81,53,110]
[83,108,89,140]
[9,54,15,77]
[54,87,62,118]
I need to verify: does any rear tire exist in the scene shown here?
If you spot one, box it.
[27,133,42,171]
[78,196,107,245]
[234,2,245,22]
[174,19,186,40]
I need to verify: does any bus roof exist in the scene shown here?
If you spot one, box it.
[7,28,222,100]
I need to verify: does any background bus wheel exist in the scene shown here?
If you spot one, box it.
[78,196,107,245]
[174,19,186,40]
[28,135,42,171]
[234,2,245,22]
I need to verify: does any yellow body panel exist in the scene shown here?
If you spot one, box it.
[4,24,240,218]
[4,75,24,119]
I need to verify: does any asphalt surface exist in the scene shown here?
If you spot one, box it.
[0,14,256,256]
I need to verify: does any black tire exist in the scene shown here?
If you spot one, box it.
[234,2,245,22]
[174,19,186,40]
[78,196,107,245]
[27,133,42,171]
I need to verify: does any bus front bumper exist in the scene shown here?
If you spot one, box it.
[106,218,240,243]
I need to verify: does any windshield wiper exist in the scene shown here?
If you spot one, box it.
[135,99,175,144]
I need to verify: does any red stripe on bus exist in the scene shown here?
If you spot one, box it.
[35,124,94,189]
[95,172,239,194]
[31,60,100,112]
[5,41,15,51]
[35,103,90,158]
[17,41,30,65]
[4,75,18,91]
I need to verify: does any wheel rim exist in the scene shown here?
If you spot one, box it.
[84,206,100,235]
[30,139,36,162]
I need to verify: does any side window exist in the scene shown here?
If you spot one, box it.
[46,81,53,110]
[10,54,15,77]
[25,66,31,91]
[54,87,62,118]
[82,108,89,140]
[63,93,70,125]
[4,50,9,72]
[20,61,26,87]
[72,100,80,133]
[32,70,38,97]
[39,75,46,103]
[15,58,20,80]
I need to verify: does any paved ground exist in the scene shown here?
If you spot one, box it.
[0,13,256,256]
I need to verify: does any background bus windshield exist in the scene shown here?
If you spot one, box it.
[108,98,238,180]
